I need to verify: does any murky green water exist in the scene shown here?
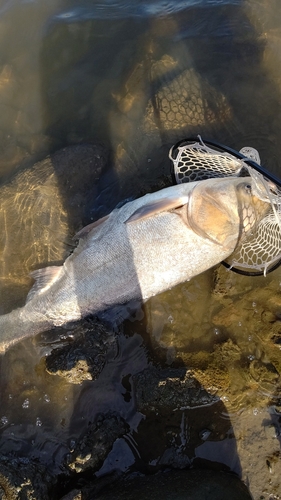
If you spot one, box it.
[1,0,281,498]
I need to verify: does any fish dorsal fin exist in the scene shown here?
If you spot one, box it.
[26,266,62,302]
[74,215,110,239]
[125,196,189,223]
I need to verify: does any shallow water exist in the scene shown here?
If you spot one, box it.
[1,0,281,498]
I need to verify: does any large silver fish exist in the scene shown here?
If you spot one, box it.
[0,177,269,353]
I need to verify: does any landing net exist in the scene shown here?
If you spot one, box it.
[169,136,281,276]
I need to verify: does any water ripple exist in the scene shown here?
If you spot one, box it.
[53,0,243,21]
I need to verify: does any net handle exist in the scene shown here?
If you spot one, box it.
[169,136,281,189]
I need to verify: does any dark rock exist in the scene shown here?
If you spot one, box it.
[66,412,129,473]
[90,469,253,500]
[0,455,53,500]
[45,318,116,384]
[133,366,219,413]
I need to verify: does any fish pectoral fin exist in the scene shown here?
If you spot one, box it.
[125,195,189,223]
[73,214,110,239]
[27,266,62,302]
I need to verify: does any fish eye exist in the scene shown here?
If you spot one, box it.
[244,183,251,194]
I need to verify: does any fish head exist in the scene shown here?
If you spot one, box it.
[187,177,270,251]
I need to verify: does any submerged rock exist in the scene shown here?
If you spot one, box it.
[45,318,116,384]
[0,455,53,500]
[60,490,82,500]
[133,366,219,412]
[66,412,129,474]
[87,469,253,500]
[131,365,239,473]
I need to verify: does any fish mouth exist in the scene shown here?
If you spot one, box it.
[236,183,271,242]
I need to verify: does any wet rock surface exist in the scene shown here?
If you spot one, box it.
[81,469,253,500]
[45,318,116,384]
[133,366,219,412]
[66,412,129,474]
[0,456,53,500]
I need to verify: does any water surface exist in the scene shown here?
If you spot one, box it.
[1,0,281,498]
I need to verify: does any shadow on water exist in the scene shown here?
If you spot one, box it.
[1,0,281,498]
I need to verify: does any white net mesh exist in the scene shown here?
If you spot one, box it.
[169,138,281,275]
[169,140,244,183]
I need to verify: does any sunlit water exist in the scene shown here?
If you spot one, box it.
[1,0,281,498]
